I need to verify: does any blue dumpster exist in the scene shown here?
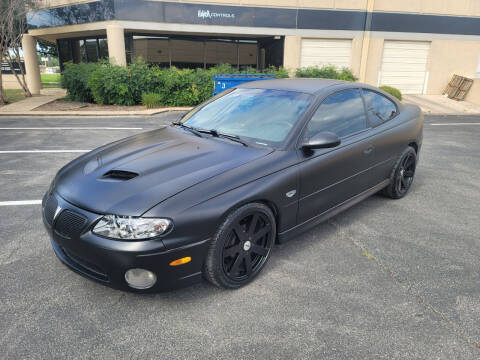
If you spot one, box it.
[212,74,277,96]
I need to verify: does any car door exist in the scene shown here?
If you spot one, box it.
[361,89,403,183]
[297,88,376,224]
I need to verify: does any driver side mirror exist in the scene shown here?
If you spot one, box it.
[301,131,341,152]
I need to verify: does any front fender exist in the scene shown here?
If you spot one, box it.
[146,163,299,250]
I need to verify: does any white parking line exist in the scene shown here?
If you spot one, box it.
[0,127,142,130]
[0,150,90,154]
[430,123,480,126]
[0,200,42,206]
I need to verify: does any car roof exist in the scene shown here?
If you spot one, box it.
[235,78,403,108]
[236,78,347,95]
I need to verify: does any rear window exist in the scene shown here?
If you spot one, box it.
[362,90,398,127]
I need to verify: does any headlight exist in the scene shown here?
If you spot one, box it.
[92,215,172,240]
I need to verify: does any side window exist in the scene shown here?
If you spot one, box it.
[362,89,398,127]
[305,89,367,139]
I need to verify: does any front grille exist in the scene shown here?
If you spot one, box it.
[62,247,108,281]
[55,210,87,239]
[44,195,57,226]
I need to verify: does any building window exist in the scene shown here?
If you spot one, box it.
[57,36,108,70]
[57,39,72,65]
[85,39,99,62]
[57,33,283,71]
[125,34,259,70]
[98,38,108,59]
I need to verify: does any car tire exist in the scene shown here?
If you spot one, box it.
[382,146,417,199]
[203,203,276,289]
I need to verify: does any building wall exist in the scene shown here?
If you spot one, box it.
[373,0,480,17]
[362,37,383,86]
[283,36,300,74]
[27,0,480,97]
[36,0,480,15]
[426,40,480,94]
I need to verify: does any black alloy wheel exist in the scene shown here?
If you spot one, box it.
[204,203,276,289]
[395,151,416,195]
[383,146,417,199]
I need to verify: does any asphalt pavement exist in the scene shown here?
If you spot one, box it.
[0,113,479,359]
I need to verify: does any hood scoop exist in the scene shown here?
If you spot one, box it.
[101,170,139,181]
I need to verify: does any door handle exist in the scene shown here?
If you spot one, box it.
[363,146,374,155]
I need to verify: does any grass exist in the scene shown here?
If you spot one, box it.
[41,73,61,88]
[41,73,61,83]
[2,89,27,104]
[42,83,61,88]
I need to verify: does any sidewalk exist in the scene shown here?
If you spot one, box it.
[0,88,66,113]
[403,94,480,114]
[0,88,192,116]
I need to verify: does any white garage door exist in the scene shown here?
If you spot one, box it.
[300,39,352,68]
[380,41,430,94]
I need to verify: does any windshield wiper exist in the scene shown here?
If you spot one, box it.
[218,133,248,147]
[172,121,203,138]
[196,129,248,147]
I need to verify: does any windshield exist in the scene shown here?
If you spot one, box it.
[182,88,313,146]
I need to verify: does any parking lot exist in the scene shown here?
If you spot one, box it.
[1,113,479,359]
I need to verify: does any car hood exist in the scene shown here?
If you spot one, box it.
[55,126,273,216]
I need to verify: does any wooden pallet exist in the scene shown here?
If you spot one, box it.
[443,74,474,101]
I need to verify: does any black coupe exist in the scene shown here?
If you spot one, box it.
[42,79,423,291]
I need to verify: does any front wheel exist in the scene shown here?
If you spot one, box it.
[382,146,417,199]
[204,203,276,289]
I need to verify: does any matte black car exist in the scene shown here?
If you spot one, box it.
[42,79,423,292]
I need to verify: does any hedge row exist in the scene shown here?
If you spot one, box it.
[295,65,357,82]
[61,61,288,106]
[60,62,98,103]
[61,62,399,107]
[379,85,402,100]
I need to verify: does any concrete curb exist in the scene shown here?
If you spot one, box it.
[0,107,193,117]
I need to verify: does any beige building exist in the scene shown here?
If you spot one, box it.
[13,0,480,103]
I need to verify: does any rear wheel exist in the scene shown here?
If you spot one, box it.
[204,203,276,289]
[382,146,417,199]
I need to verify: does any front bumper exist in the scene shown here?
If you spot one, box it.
[42,192,209,292]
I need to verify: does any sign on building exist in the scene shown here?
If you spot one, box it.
[1,61,26,74]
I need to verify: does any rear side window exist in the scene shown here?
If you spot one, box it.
[305,89,367,139]
[362,90,398,127]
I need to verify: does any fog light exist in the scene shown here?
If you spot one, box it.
[125,268,157,289]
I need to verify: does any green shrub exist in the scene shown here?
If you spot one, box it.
[336,68,357,82]
[208,63,237,74]
[153,67,215,106]
[262,65,289,78]
[142,92,163,108]
[61,62,290,106]
[61,62,98,102]
[88,60,159,106]
[237,65,289,78]
[295,65,357,82]
[88,63,131,105]
[195,68,216,103]
[204,63,289,78]
[379,85,402,100]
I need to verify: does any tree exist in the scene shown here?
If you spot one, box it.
[38,39,57,57]
[0,0,36,104]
